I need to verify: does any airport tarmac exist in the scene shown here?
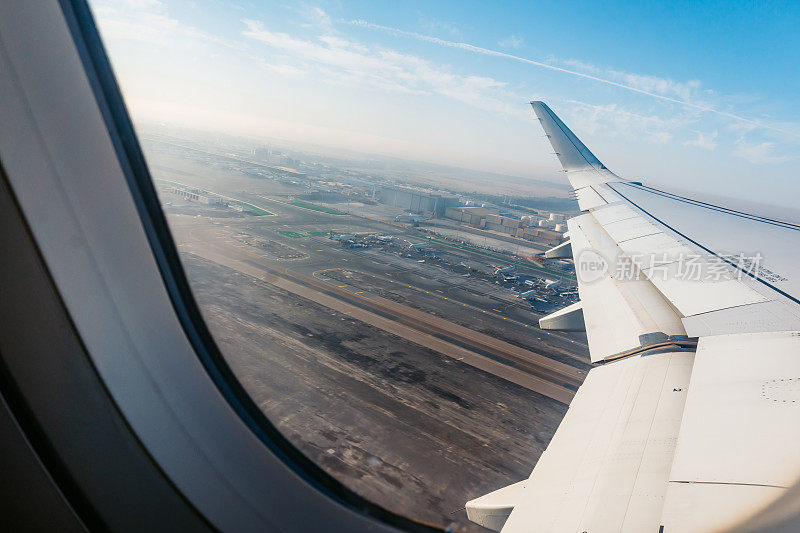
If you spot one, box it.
[152,155,589,531]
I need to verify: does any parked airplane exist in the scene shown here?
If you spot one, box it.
[544,278,561,290]
[395,213,431,223]
[493,264,516,275]
[330,233,357,241]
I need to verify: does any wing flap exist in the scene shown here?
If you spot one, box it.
[659,331,800,531]
[661,483,784,533]
[501,351,694,533]
[667,331,800,487]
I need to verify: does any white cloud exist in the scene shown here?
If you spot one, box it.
[558,58,600,73]
[732,141,791,164]
[118,0,162,7]
[648,131,674,144]
[607,70,702,102]
[684,130,718,150]
[563,100,692,144]
[351,19,799,137]
[498,35,524,49]
[299,6,331,29]
[92,0,238,49]
[259,62,307,77]
[418,15,461,37]
[552,58,704,102]
[310,6,331,27]
[242,18,523,116]
[726,121,759,137]
[728,118,800,146]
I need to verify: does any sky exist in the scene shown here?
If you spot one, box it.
[89,0,800,207]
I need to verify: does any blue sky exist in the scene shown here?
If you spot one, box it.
[91,0,800,206]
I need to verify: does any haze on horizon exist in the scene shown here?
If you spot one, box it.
[91,0,799,208]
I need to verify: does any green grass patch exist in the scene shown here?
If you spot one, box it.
[287,201,346,215]
[277,230,305,238]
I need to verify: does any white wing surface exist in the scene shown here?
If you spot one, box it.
[467,102,800,532]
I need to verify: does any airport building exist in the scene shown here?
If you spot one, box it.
[377,185,458,217]
[444,204,565,246]
[251,146,298,168]
[166,185,223,205]
[444,206,498,226]
[522,227,562,246]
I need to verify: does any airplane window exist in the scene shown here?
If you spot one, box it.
[86,2,588,529]
[85,1,800,532]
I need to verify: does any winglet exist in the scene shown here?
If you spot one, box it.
[530,101,606,172]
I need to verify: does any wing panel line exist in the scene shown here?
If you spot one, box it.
[619,183,800,231]
[608,183,800,306]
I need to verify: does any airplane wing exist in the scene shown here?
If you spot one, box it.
[466,102,800,532]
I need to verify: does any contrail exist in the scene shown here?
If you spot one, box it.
[349,19,796,137]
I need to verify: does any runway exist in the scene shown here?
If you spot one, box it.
[183,239,581,404]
